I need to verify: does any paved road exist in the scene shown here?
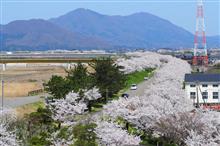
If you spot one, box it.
[0,95,45,108]
[125,77,154,97]
[0,76,153,109]
[89,76,155,123]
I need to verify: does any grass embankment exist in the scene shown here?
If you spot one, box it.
[91,68,154,112]
[207,65,220,73]
[208,69,220,73]
[16,100,45,118]
[124,68,154,91]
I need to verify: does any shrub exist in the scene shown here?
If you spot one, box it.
[73,123,98,146]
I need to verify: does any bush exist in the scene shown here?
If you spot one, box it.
[16,107,57,145]
[140,133,177,146]
[56,126,70,140]
[28,132,52,146]
[72,123,98,146]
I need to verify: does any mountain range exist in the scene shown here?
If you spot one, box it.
[1,8,219,51]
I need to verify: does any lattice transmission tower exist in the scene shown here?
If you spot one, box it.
[192,0,208,66]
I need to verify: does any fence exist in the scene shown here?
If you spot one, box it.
[28,89,44,96]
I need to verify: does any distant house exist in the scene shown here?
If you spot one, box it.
[185,74,220,109]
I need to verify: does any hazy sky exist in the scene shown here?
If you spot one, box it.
[1,0,219,36]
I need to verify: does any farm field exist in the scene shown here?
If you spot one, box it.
[0,64,67,97]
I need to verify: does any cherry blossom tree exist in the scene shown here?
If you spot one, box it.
[0,109,18,146]
[0,124,18,146]
[100,51,220,145]
[47,92,87,124]
[95,121,141,146]
[47,87,101,125]
[185,129,220,146]
[184,110,220,146]
[84,87,102,101]
[50,127,74,146]
[116,51,165,73]
[83,87,102,111]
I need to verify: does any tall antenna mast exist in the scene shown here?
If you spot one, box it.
[192,0,208,66]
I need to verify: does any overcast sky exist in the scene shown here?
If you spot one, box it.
[1,0,219,36]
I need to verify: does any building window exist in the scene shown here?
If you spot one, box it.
[202,84,208,87]
[202,92,208,99]
[213,84,219,87]
[190,92,196,99]
[190,84,196,87]
[213,92,219,99]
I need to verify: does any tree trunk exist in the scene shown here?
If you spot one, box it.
[58,122,61,129]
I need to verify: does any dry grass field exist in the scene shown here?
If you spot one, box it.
[1,82,41,97]
[0,64,67,97]
[15,100,45,118]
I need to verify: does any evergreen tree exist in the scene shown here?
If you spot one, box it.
[43,75,69,99]
[66,62,92,92]
[90,57,126,99]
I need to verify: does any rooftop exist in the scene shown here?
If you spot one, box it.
[185,73,220,83]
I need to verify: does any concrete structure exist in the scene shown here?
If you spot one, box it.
[2,63,6,71]
[185,74,220,106]
[0,52,116,71]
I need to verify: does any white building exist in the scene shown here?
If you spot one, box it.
[185,74,220,105]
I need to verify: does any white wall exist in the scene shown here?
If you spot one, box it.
[185,83,220,104]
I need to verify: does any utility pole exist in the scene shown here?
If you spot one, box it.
[196,81,200,108]
[1,80,4,110]
[105,88,108,103]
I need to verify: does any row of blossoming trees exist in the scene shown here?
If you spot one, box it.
[95,52,220,146]
[1,51,220,146]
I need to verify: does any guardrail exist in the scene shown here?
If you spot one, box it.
[0,58,96,63]
[0,54,117,63]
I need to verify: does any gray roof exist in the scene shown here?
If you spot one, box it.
[185,74,220,83]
